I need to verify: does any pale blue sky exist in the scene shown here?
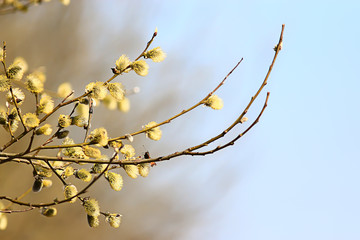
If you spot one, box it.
[120,1,360,239]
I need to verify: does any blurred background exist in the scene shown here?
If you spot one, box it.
[0,0,359,239]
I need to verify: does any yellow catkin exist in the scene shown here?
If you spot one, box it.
[64,185,78,203]
[83,199,100,217]
[130,60,149,76]
[104,171,123,191]
[144,121,162,141]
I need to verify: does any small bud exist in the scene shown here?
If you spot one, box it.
[120,144,135,158]
[117,97,130,113]
[274,42,283,51]
[124,165,139,179]
[64,185,78,203]
[240,116,248,123]
[82,146,102,158]
[83,198,100,217]
[57,82,73,98]
[138,163,150,177]
[144,47,166,62]
[106,214,121,228]
[25,73,44,93]
[87,215,99,228]
[115,55,131,73]
[89,127,108,146]
[85,82,107,100]
[35,124,53,135]
[204,95,224,110]
[144,121,162,141]
[75,169,92,182]
[32,176,43,192]
[40,207,57,217]
[55,129,69,139]
[125,134,133,142]
[23,113,40,128]
[104,171,123,191]
[130,60,149,76]
[6,88,25,105]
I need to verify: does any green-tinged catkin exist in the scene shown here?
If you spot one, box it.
[34,166,52,178]
[7,64,24,80]
[91,163,107,174]
[85,81,107,100]
[25,73,44,93]
[38,94,54,114]
[71,115,88,127]
[130,60,149,76]
[64,166,74,177]
[75,169,92,182]
[35,124,52,135]
[62,137,87,159]
[13,57,28,73]
[58,114,72,128]
[115,55,131,73]
[64,185,78,203]
[83,146,102,158]
[106,214,121,228]
[40,207,57,217]
[144,121,162,141]
[89,127,108,146]
[87,215,99,228]
[138,163,151,177]
[0,75,10,92]
[83,199,100,217]
[104,171,123,191]
[23,113,40,128]
[123,165,139,179]
[107,82,124,101]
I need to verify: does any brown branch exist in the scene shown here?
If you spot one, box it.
[109,58,244,143]
[0,152,118,208]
